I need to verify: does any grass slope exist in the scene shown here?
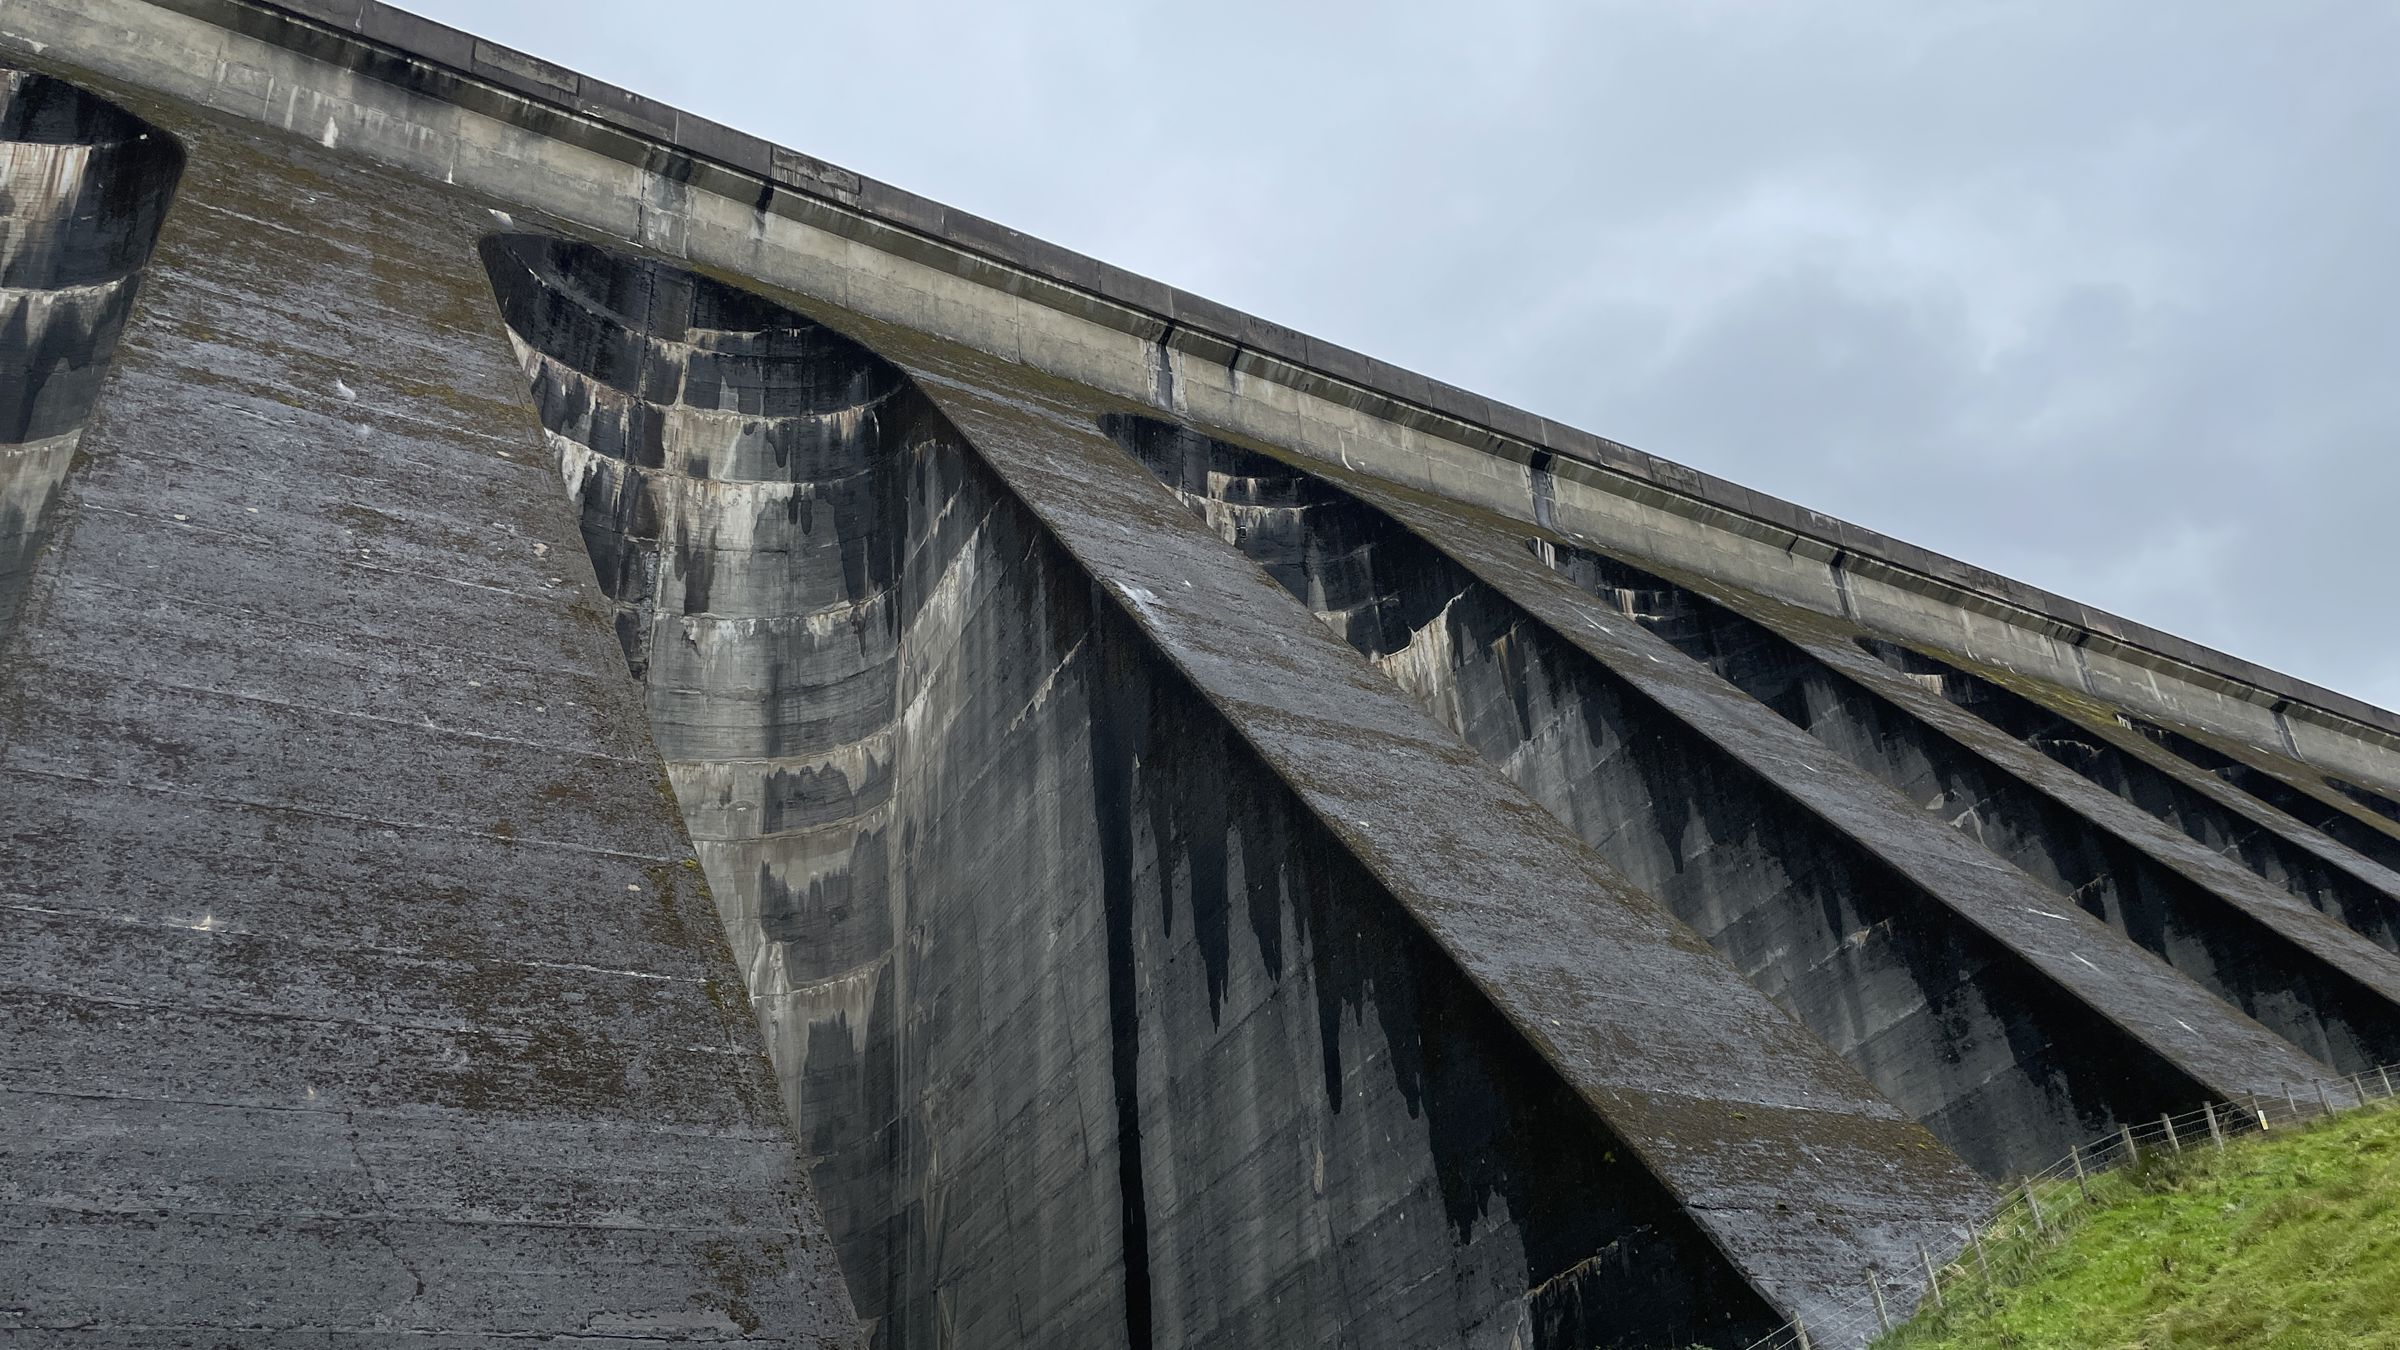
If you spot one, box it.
[1883,1103,2400,1348]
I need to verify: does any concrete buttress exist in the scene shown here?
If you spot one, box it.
[3,3,2399,1348]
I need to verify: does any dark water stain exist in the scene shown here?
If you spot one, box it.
[1101,410,2232,1182]
[1,68,185,641]
[486,235,1779,1349]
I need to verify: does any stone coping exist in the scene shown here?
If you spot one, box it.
[124,0,2400,747]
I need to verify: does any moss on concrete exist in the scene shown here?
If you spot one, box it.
[1885,1103,2400,1349]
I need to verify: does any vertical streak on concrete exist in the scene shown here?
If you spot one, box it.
[489,239,1872,1347]
[2100,709,2400,883]
[10,0,2400,808]
[4,4,2397,1346]
[1828,551,1859,623]
[1519,542,2400,1072]
[2069,637,2101,698]
[1091,661,1157,1350]
[1527,450,1556,533]
[1098,413,2339,1181]
[1820,634,2400,938]
[895,364,1995,1338]
[2274,706,2304,760]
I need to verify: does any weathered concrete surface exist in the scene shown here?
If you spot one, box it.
[1834,643,2400,950]
[2082,706,2400,899]
[1515,543,2400,1075]
[6,0,2397,801]
[0,67,180,638]
[5,5,2400,1350]
[1103,416,2345,1180]
[914,345,1993,1349]
[481,233,1988,1348]
[0,63,856,1347]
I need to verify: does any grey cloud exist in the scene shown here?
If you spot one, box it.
[409,0,2399,708]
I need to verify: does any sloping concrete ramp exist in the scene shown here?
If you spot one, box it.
[4,3,2400,1349]
[1103,416,2361,1181]
[478,233,1985,1347]
[0,63,855,1350]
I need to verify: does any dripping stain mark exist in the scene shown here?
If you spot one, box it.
[1149,321,1177,411]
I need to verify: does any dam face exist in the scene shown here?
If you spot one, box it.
[4,5,2399,1349]
[477,234,1782,1348]
[0,68,181,638]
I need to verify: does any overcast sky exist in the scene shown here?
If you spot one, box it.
[407,1,2398,711]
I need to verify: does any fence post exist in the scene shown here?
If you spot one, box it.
[2204,1100,2225,1150]
[2286,1082,2298,1116]
[1970,1225,1990,1282]
[1921,1244,1945,1309]
[2120,1124,2139,1165]
[2381,1066,2393,1099]
[2023,1179,2045,1233]
[1794,1318,1811,1350]
[2070,1143,2092,1201]
[2318,1080,2333,1117]
[2162,1112,2181,1153]
[1869,1268,1892,1333]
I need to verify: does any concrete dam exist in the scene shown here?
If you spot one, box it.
[3,4,2397,1347]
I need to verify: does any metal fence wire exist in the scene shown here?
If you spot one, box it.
[1737,1064,2400,1350]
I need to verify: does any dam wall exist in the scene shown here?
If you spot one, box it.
[1102,414,2380,1179]
[0,55,855,1347]
[3,0,2394,798]
[476,232,1984,1347]
[0,67,181,637]
[3,4,2398,1348]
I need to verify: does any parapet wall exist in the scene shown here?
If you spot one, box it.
[8,6,2400,1350]
[5,0,2395,796]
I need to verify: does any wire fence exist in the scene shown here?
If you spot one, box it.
[1738,1064,2400,1350]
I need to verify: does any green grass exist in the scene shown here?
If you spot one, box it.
[1881,1103,2400,1348]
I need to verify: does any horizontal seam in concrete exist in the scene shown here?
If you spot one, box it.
[7,668,649,765]
[109,354,530,446]
[74,509,568,602]
[1,900,703,984]
[52,576,618,681]
[1,1083,789,1142]
[10,986,759,1054]
[6,1199,805,1235]
[0,1329,783,1346]
[0,764,682,863]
